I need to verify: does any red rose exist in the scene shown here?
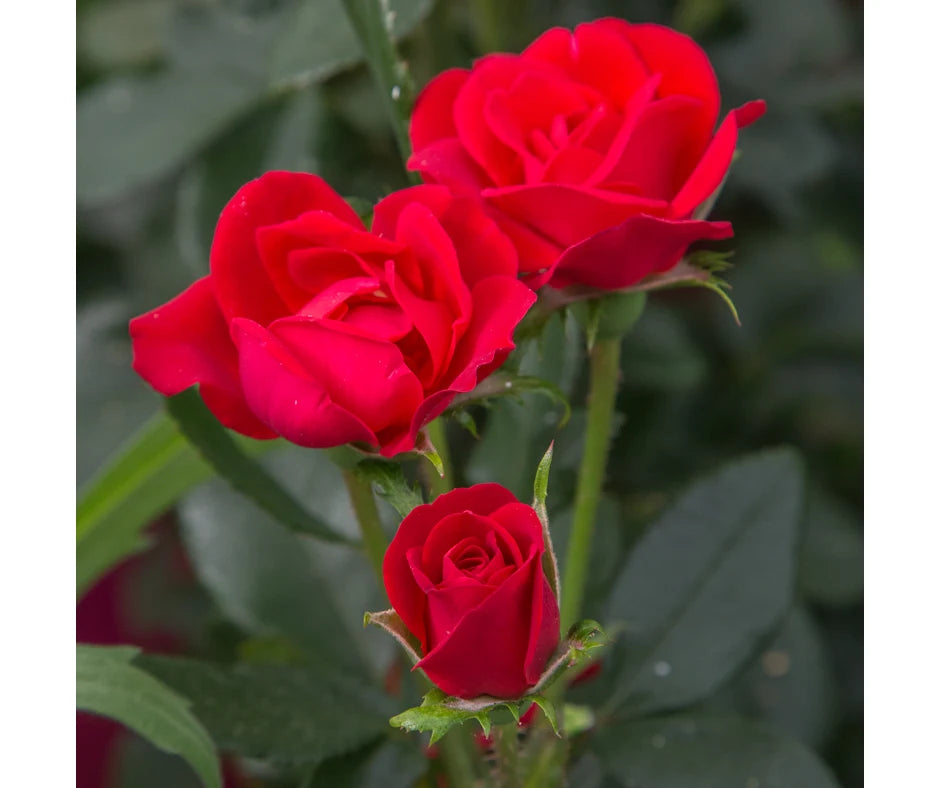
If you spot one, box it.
[408,18,765,290]
[130,173,535,457]
[383,484,560,699]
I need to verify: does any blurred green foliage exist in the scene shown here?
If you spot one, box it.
[77,0,862,785]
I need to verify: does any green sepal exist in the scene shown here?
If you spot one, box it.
[532,443,561,604]
[389,689,521,745]
[363,609,422,664]
[528,695,559,736]
[353,459,424,519]
[449,408,480,439]
[572,291,647,349]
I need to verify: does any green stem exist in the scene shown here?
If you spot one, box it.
[559,336,622,634]
[339,0,419,181]
[341,469,387,579]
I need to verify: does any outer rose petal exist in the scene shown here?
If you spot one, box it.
[210,172,363,326]
[267,317,426,438]
[416,551,555,698]
[129,277,274,438]
[550,214,734,290]
[670,101,767,219]
[410,68,470,151]
[384,485,519,650]
[484,182,669,249]
[407,139,494,194]
[231,318,378,449]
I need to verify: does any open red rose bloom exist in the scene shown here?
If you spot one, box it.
[130,173,535,457]
[408,18,765,290]
[384,485,560,699]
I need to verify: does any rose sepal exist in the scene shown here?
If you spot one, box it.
[377,618,609,742]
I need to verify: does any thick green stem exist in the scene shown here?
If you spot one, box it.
[559,336,622,634]
[342,469,387,579]
[339,0,419,181]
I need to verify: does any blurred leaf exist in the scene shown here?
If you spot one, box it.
[77,298,160,487]
[307,738,429,788]
[591,713,840,788]
[77,645,222,788]
[603,449,804,716]
[166,388,353,543]
[77,411,211,597]
[139,655,392,766]
[798,487,863,608]
[77,0,435,204]
[78,0,174,70]
[620,304,707,391]
[701,606,838,749]
[178,462,374,678]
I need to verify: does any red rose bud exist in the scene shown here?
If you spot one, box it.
[407,19,765,290]
[383,484,560,699]
[130,174,535,457]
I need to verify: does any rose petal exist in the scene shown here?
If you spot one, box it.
[484,182,668,249]
[211,172,363,325]
[231,318,378,448]
[384,485,519,648]
[129,277,274,438]
[416,550,549,699]
[670,100,767,219]
[421,512,524,584]
[453,55,529,186]
[267,317,425,436]
[601,94,705,200]
[407,138,494,193]
[410,68,470,151]
[488,503,546,563]
[550,213,734,290]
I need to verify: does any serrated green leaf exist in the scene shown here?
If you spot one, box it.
[591,714,841,788]
[167,388,353,544]
[77,645,221,788]
[139,656,393,766]
[603,449,804,716]
[354,460,424,518]
[390,699,488,745]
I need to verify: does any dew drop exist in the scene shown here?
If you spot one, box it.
[391,85,402,101]
[653,660,672,677]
